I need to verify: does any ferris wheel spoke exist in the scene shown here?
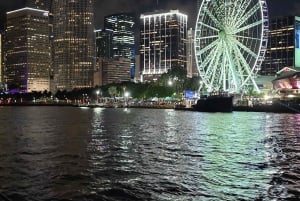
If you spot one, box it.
[228,38,244,86]
[210,52,224,90]
[206,42,223,83]
[232,44,255,80]
[200,35,219,40]
[225,0,241,26]
[233,0,252,22]
[197,22,219,32]
[199,44,223,89]
[198,43,220,74]
[233,38,258,59]
[235,35,261,41]
[220,51,229,91]
[224,46,239,90]
[232,52,246,82]
[203,7,222,29]
[234,2,261,29]
[233,20,262,34]
[231,40,251,72]
[235,51,258,88]
[231,0,243,20]
[209,0,222,22]
[197,39,219,55]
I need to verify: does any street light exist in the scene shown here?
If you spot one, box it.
[96,90,100,103]
[124,91,130,107]
[124,91,129,98]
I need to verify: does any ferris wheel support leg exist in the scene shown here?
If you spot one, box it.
[252,79,261,93]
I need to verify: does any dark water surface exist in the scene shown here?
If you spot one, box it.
[0,107,299,201]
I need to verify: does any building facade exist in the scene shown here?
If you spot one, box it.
[260,16,295,76]
[4,8,50,92]
[140,10,188,82]
[51,0,95,91]
[104,13,136,79]
[95,29,113,58]
[26,0,51,10]
[104,13,136,58]
[100,57,131,86]
[0,33,2,83]
[186,28,198,78]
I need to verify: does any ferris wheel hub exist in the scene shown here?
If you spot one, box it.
[219,30,226,39]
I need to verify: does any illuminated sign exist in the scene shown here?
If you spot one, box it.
[185,90,197,99]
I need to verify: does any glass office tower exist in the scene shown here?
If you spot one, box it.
[104,13,136,78]
[95,29,114,59]
[104,13,135,58]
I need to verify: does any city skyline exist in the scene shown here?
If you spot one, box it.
[0,0,299,30]
[1,0,300,92]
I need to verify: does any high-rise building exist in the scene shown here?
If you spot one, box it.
[294,16,300,70]
[140,10,188,82]
[95,29,113,58]
[104,13,135,58]
[260,16,295,76]
[94,57,131,86]
[104,13,136,78]
[51,0,95,91]
[4,8,50,92]
[186,28,198,78]
[26,0,51,10]
[0,33,2,83]
[101,57,131,86]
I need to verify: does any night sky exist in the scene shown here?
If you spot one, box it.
[0,0,299,30]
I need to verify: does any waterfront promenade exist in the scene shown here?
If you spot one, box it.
[1,98,300,113]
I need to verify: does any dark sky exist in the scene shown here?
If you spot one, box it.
[0,0,299,30]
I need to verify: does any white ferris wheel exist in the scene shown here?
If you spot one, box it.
[195,0,269,93]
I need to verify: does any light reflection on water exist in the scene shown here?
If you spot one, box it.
[0,107,299,200]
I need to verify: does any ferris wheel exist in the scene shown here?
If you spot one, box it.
[195,0,269,93]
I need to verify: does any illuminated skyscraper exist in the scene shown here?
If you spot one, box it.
[95,29,113,58]
[260,16,295,76]
[0,33,2,83]
[104,13,136,78]
[26,0,51,10]
[51,0,95,91]
[4,8,50,92]
[140,10,188,82]
[104,13,135,59]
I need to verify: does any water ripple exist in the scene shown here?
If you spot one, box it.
[0,108,299,200]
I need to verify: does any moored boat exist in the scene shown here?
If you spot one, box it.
[193,92,233,112]
[233,98,300,113]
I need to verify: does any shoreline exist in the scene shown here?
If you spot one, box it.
[0,102,73,107]
[1,102,300,114]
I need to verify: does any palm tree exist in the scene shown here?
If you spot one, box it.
[108,86,118,99]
